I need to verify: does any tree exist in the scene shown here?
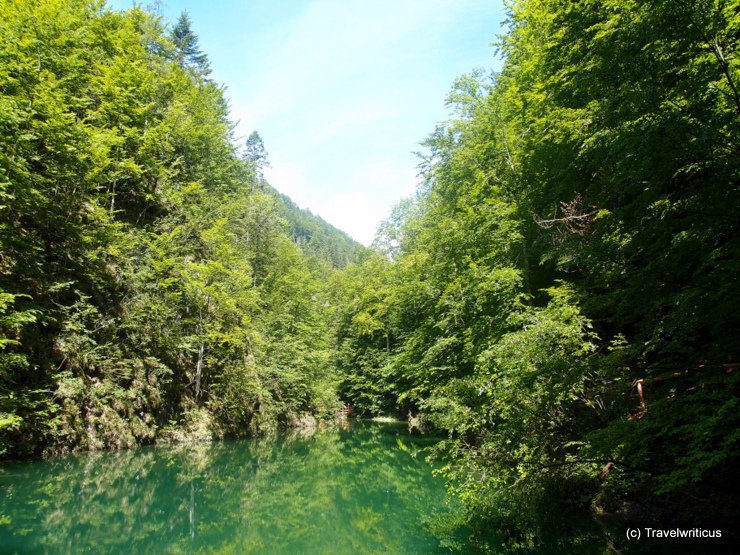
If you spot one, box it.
[170,11,211,76]
[0,0,347,455]
[243,131,270,180]
[336,0,740,546]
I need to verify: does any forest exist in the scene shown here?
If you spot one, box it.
[1,0,738,550]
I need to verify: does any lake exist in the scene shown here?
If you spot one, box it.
[0,421,460,554]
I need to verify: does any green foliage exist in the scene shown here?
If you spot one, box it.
[170,10,211,76]
[2,0,738,548]
[0,0,348,456]
[335,0,740,546]
[243,130,270,180]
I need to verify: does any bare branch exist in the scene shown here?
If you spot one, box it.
[534,194,597,235]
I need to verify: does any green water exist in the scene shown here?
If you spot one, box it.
[0,422,459,554]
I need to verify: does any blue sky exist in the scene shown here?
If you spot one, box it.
[110,0,506,245]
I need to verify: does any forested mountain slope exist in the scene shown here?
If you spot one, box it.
[0,0,352,456]
[240,130,365,268]
[262,183,365,269]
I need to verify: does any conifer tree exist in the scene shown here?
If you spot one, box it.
[170,10,211,76]
[244,131,270,180]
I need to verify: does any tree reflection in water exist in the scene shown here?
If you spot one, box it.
[0,422,457,554]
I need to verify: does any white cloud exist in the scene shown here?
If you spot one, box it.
[216,0,504,243]
[265,159,421,246]
[262,163,317,211]
[106,0,505,243]
[323,191,385,246]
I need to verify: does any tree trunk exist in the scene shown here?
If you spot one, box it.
[195,294,210,399]
[195,342,204,399]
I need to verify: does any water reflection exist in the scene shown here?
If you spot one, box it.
[0,422,454,554]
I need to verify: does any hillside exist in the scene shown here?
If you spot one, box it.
[260,182,365,269]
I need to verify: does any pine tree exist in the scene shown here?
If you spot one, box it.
[243,131,270,179]
[170,11,211,76]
